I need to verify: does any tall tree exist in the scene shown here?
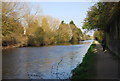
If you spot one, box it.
[2,2,25,46]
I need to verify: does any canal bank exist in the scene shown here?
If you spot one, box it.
[2,40,91,50]
[71,42,96,79]
[71,41,119,80]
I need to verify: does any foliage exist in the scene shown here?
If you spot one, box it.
[26,18,85,46]
[2,2,91,48]
[82,2,120,30]
[2,2,25,46]
[69,20,75,25]
[93,30,104,41]
[61,20,65,24]
[57,24,72,43]
[82,2,120,42]
[70,24,83,43]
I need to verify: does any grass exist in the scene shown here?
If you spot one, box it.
[71,43,96,80]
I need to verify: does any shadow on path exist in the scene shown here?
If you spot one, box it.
[94,43,120,80]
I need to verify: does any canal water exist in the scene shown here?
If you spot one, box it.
[2,40,93,79]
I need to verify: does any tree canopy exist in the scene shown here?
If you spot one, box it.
[82,2,120,31]
[2,2,91,47]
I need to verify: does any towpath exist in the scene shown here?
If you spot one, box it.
[94,42,119,81]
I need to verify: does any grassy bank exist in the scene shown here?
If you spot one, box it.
[71,43,96,80]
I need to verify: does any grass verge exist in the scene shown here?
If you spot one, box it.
[71,43,96,80]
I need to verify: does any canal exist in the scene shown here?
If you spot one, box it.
[2,40,93,79]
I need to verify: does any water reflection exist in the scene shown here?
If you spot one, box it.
[2,40,93,79]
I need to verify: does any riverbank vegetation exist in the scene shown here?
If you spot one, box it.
[2,2,91,48]
[71,2,120,79]
[82,2,120,56]
[71,43,96,79]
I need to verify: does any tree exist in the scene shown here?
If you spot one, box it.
[41,17,55,45]
[70,20,75,25]
[94,30,104,41]
[46,16,60,30]
[26,18,42,46]
[57,24,72,43]
[27,27,45,46]
[82,2,120,31]
[61,20,65,24]
[2,2,25,46]
[69,23,83,42]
